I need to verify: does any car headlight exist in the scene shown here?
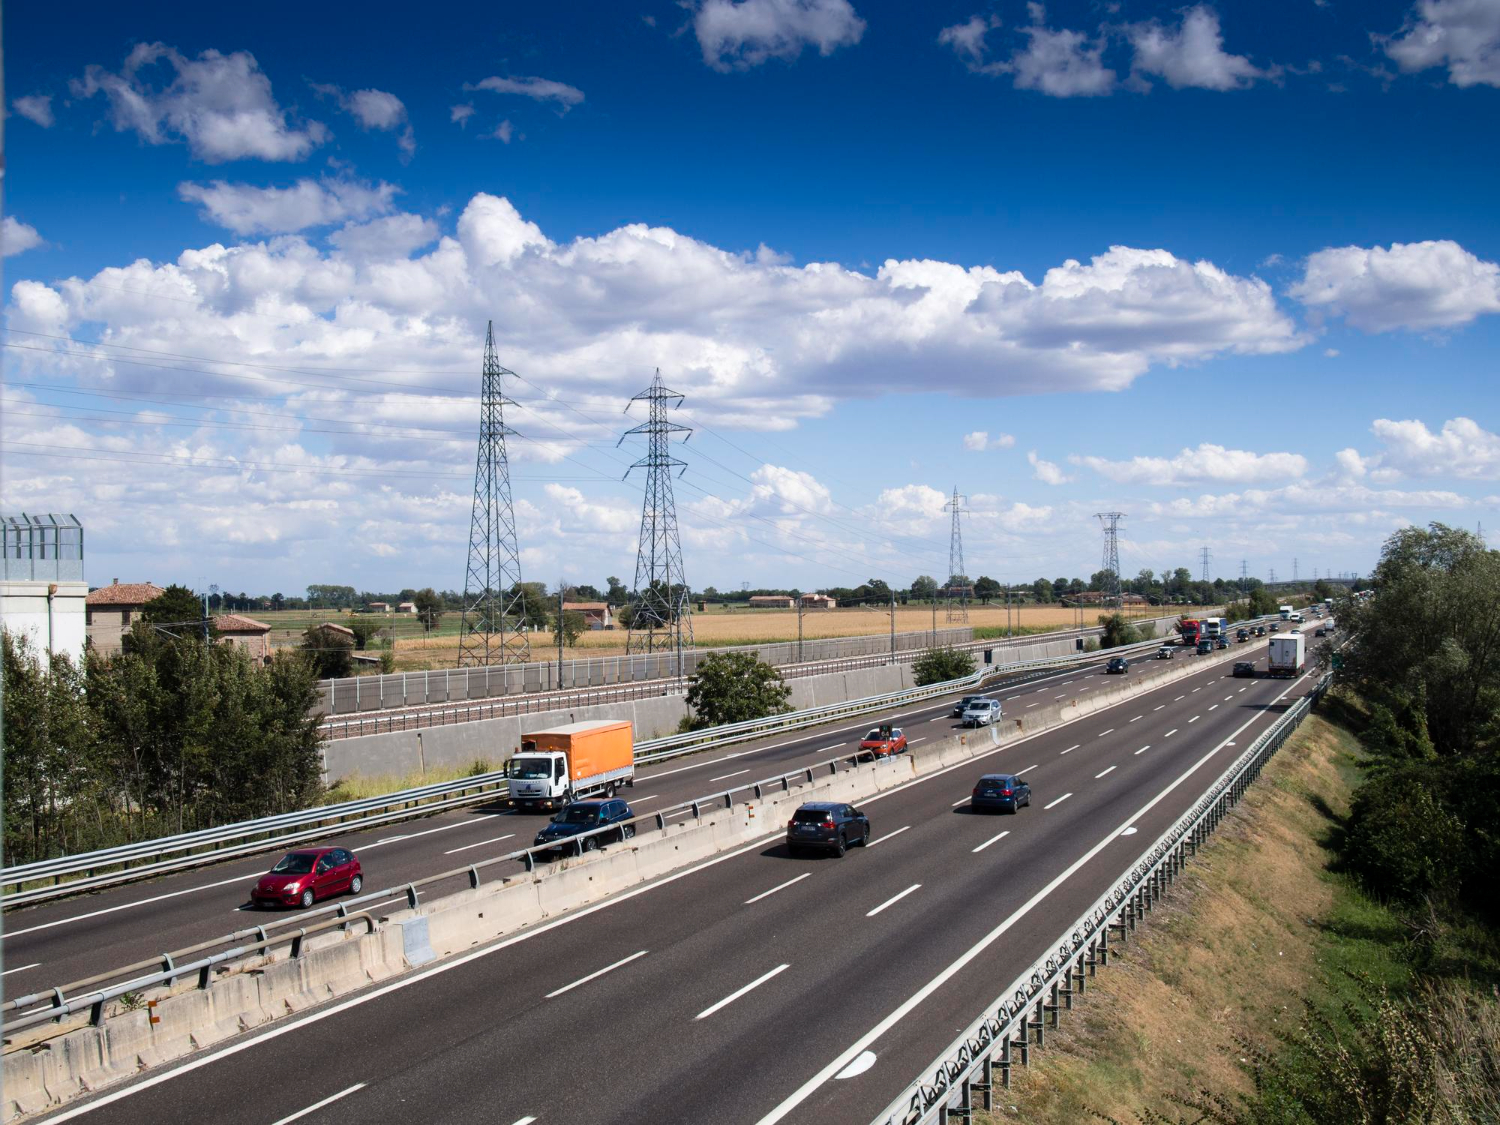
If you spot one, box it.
[283,882,300,894]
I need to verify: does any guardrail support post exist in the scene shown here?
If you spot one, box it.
[655,813,666,831]
[1031,999,1045,1047]
[468,865,481,889]
[90,997,106,1026]
[291,929,306,958]
[161,954,176,985]
[723,793,733,809]
[524,851,535,872]
[198,963,213,990]
[691,801,701,819]
[976,1056,994,1110]
[1049,982,1061,1027]
[999,1037,1012,1087]
[405,883,419,908]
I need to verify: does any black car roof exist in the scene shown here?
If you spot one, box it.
[796,801,841,811]
[565,799,609,810]
[979,773,1015,782]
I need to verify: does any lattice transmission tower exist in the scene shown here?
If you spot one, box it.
[458,321,529,667]
[945,487,969,623]
[620,370,693,662]
[1096,512,1124,607]
[1199,546,1213,584]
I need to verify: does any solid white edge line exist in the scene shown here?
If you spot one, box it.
[545,949,649,998]
[744,872,812,905]
[695,963,790,1020]
[754,671,1311,1125]
[269,1083,367,1125]
[866,826,911,848]
[1095,766,1116,778]
[1042,793,1073,809]
[866,884,922,918]
[971,830,1010,853]
[42,648,1268,1120]
[1,963,41,977]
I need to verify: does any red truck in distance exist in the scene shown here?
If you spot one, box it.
[1178,618,1202,646]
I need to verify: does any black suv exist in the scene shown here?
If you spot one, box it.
[786,802,870,857]
[1232,661,1256,678]
[534,798,635,854]
[970,773,1031,813]
[1106,656,1129,673]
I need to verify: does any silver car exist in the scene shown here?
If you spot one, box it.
[961,699,1002,726]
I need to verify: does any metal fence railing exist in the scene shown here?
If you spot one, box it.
[866,670,1333,1125]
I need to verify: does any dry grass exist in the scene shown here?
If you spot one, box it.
[321,760,497,804]
[974,715,1362,1124]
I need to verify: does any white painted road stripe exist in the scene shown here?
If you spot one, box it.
[631,794,660,803]
[952,796,970,806]
[1134,745,1151,756]
[710,769,750,782]
[4,872,256,939]
[755,672,1315,1125]
[1043,793,1073,809]
[1016,763,1039,774]
[1095,766,1116,778]
[364,816,501,850]
[1209,704,1219,711]
[1129,715,1142,723]
[1,963,40,977]
[866,884,922,917]
[1098,729,1114,737]
[1164,728,1178,738]
[270,1084,366,1125]
[867,826,911,848]
[546,950,648,998]
[1061,744,1080,755]
[1188,715,1200,723]
[1153,705,1165,711]
[697,964,790,1019]
[971,831,1010,853]
[745,873,812,904]
[1174,694,1185,701]
[509,1118,538,1125]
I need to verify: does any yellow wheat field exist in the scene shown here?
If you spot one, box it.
[381,603,1167,670]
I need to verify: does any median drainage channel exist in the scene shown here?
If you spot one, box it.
[0,641,1262,1121]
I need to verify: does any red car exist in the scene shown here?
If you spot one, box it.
[859,726,908,758]
[250,847,363,909]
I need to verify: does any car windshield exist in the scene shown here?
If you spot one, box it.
[864,729,885,741]
[271,853,317,875]
[793,808,833,823]
[556,807,600,824]
[508,757,552,779]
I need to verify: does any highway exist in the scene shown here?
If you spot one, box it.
[2,645,1165,1000]
[22,635,1326,1125]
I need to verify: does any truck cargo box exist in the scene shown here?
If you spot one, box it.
[521,719,634,784]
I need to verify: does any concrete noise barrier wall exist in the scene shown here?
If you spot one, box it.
[4,640,1247,1121]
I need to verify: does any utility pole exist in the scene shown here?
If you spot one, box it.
[1240,559,1248,593]
[1293,557,1300,584]
[944,488,970,623]
[620,369,693,663]
[1269,566,1277,588]
[556,582,565,690]
[459,321,529,667]
[929,592,936,648]
[890,591,897,664]
[1199,546,1212,585]
[797,596,804,663]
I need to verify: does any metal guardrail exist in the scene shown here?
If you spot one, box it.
[4,620,1263,909]
[867,669,1333,1125]
[4,746,912,1037]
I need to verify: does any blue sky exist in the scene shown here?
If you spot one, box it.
[4,0,1498,596]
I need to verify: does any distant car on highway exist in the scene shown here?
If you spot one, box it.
[1233,661,1257,678]
[952,694,989,718]
[786,802,869,857]
[1216,637,1230,649]
[970,773,1031,814]
[1236,628,1250,642]
[1197,640,1214,654]
[1156,646,1175,659]
[1268,623,1280,632]
[251,847,362,909]
[533,798,635,855]
[961,699,1002,726]
[1315,626,1328,637]
[1106,656,1129,673]
[859,726,908,757]
[1255,626,1267,637]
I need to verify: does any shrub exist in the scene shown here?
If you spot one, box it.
[912,646,976,685]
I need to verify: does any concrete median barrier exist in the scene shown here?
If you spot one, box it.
[2,639,1258,1121]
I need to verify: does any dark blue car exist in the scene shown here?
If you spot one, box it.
[533,798,635,854]
[785,802,870,857]
[970,773,1031,813]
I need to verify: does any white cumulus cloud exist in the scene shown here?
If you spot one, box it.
[1005,5,1116,97]
[1072,443,1309,486]
[312,83,414,157]
[72,43,327,163]
[1384,0,1500,88]
[963,431,1016,451]
[1291,239,1500,331]
[1126,6,1267,91]
[1369,417,1500,480]
[465,75,585,110]
[1029,451,1073,485]
[693,0,866,71]
[12,95,55,127]
[2,216,44,257]
[177,177,400,235]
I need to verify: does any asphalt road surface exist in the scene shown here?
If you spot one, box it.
[23,636,1326,1125]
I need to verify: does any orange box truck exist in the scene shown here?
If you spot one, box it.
[506,719,635,811]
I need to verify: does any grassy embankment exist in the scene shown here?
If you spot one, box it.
[972,708,1499,1124]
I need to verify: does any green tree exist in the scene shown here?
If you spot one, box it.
[684,652,793,728]
[553,609,587,648]
[1313,577,1334,601]
[974,576,1001,604]
[347,617,383,651]
[412,588,444,632]
[912,646,976,685]
[910,575,939,602]
[301,624,353,679]
[510,581,551,628]
[141,584,205,630]
[1097,613,1141,648]
[1033,577,1055,603]
[605,576,629,606]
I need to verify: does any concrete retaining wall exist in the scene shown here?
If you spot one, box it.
[4,638,1249,1120]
